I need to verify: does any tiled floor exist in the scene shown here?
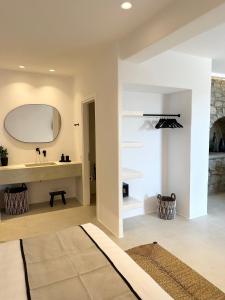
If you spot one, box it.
[0,204,97,241]
[0,194,225,292]
[1,197,81,221]
[118,193,225,292]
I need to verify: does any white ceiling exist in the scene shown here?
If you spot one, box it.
[174,22,225,74]
[0,0,174,74]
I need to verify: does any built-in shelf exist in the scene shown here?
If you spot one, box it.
[122,168,143,180]
[122,141,144,148]
[122,197,144,219]
[123,197,143,211]
[122,111,143,117]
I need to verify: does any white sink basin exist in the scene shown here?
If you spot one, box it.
[25,162,57,167]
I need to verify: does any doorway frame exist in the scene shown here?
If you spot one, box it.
[81,96,98,214]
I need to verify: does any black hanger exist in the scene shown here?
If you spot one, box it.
[155,118,164,129]
[168,119,176,128]
[164,118,171,128]
[155,118,183,129]
[174,119,183,128]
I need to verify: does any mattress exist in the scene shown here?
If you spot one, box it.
[0,223,171,300]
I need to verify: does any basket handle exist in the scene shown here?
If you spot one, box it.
[171,193,176,200]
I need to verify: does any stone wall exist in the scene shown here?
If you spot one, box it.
[209,78,225,194]
[210,78,225,128]
[208,154,225,194]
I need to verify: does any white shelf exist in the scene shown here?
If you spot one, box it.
[122,197,144,219]
[122,111,143,117]
[122,141,144,148]
[123,197,143,211]
[122,168,143,180]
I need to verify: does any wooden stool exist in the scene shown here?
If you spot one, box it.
[49,191,66,207]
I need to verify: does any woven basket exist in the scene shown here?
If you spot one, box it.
[157,193,176,220]
[4,184,29,215]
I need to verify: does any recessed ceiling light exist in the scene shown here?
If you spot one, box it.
[121,2,132,10]
[19,65,25,69]
[49,69,55,72]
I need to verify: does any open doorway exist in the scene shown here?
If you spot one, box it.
[88,102,96,205]
[82,99,97,208]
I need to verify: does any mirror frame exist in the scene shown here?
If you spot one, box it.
[4,104,62,143]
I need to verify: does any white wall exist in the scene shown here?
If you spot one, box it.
[119,51,212,219]
[164,91,192,217]
[0,69,78,204]
[73,46,121,237]
[122,91,164,213]
[0,69,75,163]
[26,178,77,204]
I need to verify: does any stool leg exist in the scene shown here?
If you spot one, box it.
[62,194,66,205]
[50,195,54,207]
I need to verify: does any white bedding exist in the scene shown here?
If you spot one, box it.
[82,224,171,300]
[0,223,171,300]
[0,240,27,300]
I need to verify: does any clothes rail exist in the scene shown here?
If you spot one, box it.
[143,114,181,117]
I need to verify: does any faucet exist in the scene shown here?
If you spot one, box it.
[35,148,47,163]
[36,147,41,155]
[35,147,41,163]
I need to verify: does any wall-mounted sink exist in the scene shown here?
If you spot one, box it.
[25,162,57,167]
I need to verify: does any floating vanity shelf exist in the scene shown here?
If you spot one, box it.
[122,111,143,117]
[0,162,82,185]
[122,141,143,148]
[122,168,143,180]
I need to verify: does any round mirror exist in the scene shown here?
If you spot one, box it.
[4,104,61,143]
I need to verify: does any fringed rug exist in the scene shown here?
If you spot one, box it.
[126,242,225,300]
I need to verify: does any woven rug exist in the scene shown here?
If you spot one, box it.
[126,243,225,300]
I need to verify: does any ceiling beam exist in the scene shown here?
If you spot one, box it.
[119,0,225,62]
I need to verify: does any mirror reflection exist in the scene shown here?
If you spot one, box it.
[4,104,61,143]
